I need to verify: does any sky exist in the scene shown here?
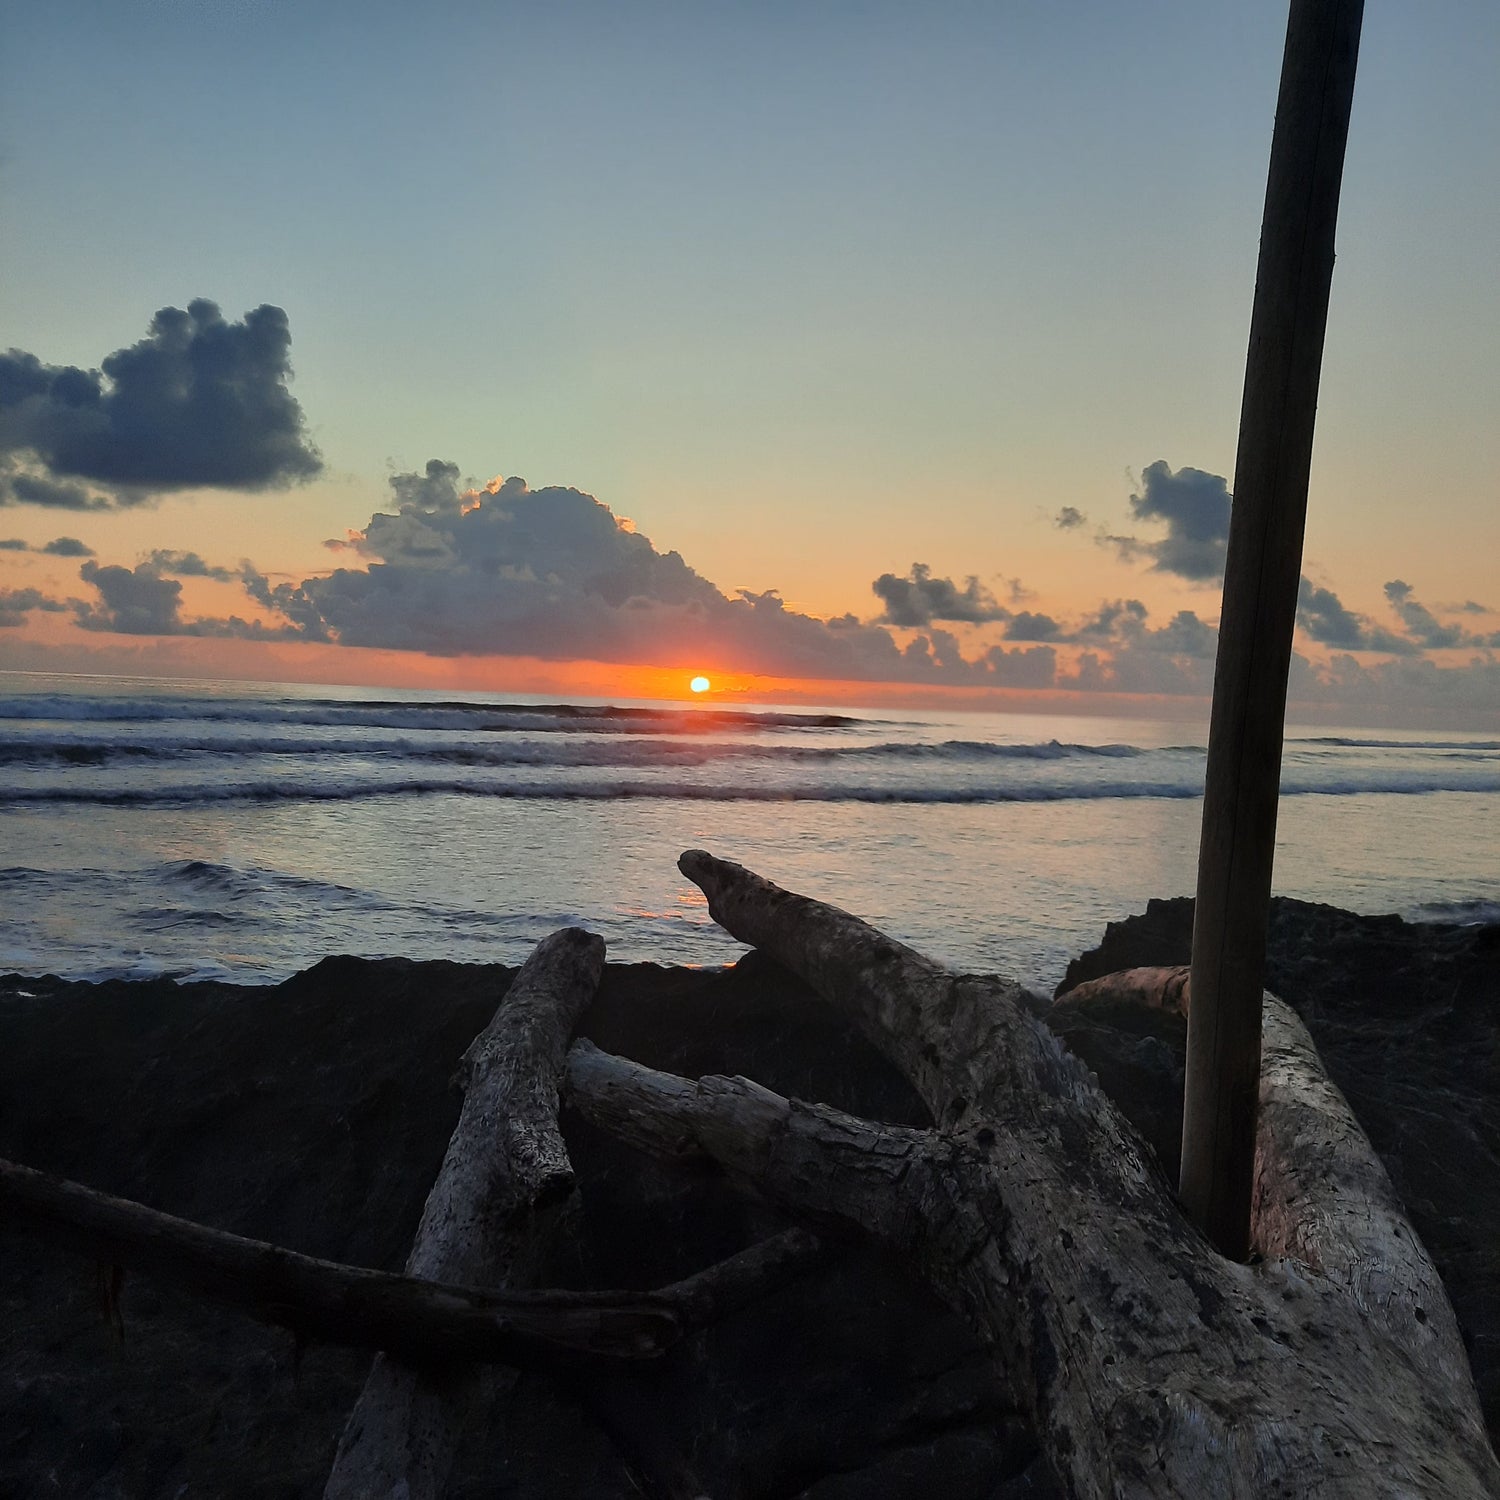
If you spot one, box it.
[1,1,1498,725]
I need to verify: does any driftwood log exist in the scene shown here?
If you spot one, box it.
[324,927,607,1499]
[568,850,1498,1497]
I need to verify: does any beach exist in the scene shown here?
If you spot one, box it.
[3,897,1499,1497]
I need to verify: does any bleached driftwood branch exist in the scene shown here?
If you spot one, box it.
[562,849,1496,1499]
[324,927,606,1499]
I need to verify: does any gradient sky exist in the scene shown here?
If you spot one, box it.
[2,1,1497,723]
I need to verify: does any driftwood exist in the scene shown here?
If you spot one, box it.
[0,1154,670,1363]
[0,1156,825,1365]
[567,851,1500,1497]
[325,927,608,1499]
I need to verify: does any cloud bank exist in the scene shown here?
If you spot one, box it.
[30,451,1499,720]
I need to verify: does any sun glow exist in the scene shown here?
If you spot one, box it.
[689,675,711,694]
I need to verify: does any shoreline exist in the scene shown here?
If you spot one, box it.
[3,900,1499,1496]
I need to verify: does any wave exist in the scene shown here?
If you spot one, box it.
[1403,898,1500,927]
[161,857,382,904]
[0,732,1172,771]
[0,693,859,735]
[1294,735,1500,752]
[0,777,1201,807]
[7,768,1500,809]
[132,905,243,930]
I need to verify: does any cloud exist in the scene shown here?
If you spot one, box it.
[0,587,68,629]
[871,563,1011,626]
[1149,609,1219,658]
[76,561,187,635]
[1102,460,1232,582]
[1003,610,1064,642]
[144,548,238,580]
[0,300,321,507]
[1075,597,1149,642]
[219,466,1233,691]
[1300,651,1500,719]
[982,643,1059,688]
[1296,577,1418,655]
[48,452,1496,722]
[1383,580,1467,650]
[74,555,300,640]
[1054,506,1086,530]
[0,535,95,555]
[0,462,109,510]
[236,461,899,675]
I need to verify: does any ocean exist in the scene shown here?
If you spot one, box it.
[2,671,1496,992]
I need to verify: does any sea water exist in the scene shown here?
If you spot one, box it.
[1,671,1496,991]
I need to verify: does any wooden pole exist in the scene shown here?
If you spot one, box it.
[1179,0,1364,1260]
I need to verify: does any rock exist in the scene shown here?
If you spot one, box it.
[0,955,1018,1499]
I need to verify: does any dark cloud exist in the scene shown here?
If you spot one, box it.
[0,587,68,629]
[1302,652,1500,719]
[982,643,1058,688]
[76,561,187,635]
[74,555,299,640]
[0,535,95,555]
[1149,609,1218,659]
[1297,577,1417,655]
[871,563,1010,627]
[1075,598,1150,642]
[1102,461,1232,582]
[0,461,110,510]
[0,300,321,507]
[144,548,237,580]
[241,565,333,642]
[1382,580,1466,649]
[1003,611,1064,642]
[1054,506,1086,530]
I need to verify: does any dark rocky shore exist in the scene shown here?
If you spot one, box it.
[2,899,1497,1498]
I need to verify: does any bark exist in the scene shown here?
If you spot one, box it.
[325,926,606,1500]
[594,850,1499,1498]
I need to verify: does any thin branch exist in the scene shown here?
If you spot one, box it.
[2,1158,833,1369]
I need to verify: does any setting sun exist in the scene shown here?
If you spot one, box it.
[689,675,711,694]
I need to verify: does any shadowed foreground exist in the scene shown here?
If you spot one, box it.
[2,891,1498,1496]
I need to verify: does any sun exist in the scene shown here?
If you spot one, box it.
[689,675,711,694]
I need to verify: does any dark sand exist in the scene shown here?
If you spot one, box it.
[2,900,1497,1497]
